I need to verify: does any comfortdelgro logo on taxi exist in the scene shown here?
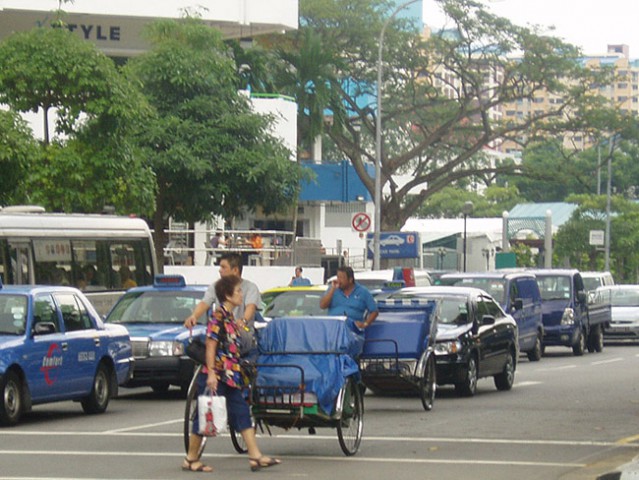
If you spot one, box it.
[40,344,63,386]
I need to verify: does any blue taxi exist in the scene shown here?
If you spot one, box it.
[0,279,133,425]
[105,275,207,395]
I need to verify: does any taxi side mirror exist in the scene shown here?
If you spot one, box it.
[481,315,496,326]
[33,322,57,335]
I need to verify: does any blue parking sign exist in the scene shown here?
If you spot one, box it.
[366,232,420,259]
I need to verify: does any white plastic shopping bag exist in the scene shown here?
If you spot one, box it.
[211,395,228,434]
[197,391,227,436]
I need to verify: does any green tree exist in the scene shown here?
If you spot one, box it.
[554,194,639,283]
[508,112,639,203]
[0,27,142,145]
[266,0,619,230]
[126,19,303,263]
[0,110,39,205]
[417,184,520,218]
[0,26,155,214]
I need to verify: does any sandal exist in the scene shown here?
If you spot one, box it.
[249,456,281,472]
[182,457,213,473]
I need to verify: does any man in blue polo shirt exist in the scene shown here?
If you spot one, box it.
[320,266,378,329]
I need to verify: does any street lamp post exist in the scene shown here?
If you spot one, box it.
[462,201,474,272]
[374,0,420,271]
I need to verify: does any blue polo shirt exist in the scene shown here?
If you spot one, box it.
[291,277,312,286]
[327,283,378,321]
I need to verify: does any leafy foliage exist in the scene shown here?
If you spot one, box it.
[0,26,155,213]
[554,194,639,282]
[417,184,520,218]
[125,19,303,260]
[0,110,39,205]
[260,0,623,230]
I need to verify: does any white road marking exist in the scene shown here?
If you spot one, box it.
[514,381,542,387]
[104,418,182,433]
[591,357,623,366]
[0,430,633,448]
[0,450,586,469]
[535,364,577,372]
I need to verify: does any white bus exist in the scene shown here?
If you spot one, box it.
[0,208,157,314]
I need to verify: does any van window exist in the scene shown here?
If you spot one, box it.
[537,276,571,301]
[516,279,540,303]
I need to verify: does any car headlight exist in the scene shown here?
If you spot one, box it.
[434,341,461,355]
[148,341,184,357]
[561,308,575,325]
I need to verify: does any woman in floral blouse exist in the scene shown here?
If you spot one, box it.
[183,275,281,473]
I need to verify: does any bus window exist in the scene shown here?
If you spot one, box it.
[0,212,157,314]
[7,242,34,285]
[33,239,73,286]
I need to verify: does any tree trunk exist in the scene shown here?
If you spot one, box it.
[43,106,50,146]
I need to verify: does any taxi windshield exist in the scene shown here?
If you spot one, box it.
[261,290,327,318]
[0,295,28,335]
[106,291,205,324]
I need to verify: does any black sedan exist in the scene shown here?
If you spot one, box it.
[387,286,519,397]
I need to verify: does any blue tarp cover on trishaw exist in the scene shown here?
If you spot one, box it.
[256,316,362,414]
[361,300,436,359]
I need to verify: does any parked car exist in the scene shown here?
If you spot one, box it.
[104,275,207,394]
[528,269,611,355]
[260,285,328,320]
[0,280,133,425]
[387,286,518,397]
[439,271,544,361]
[580,271,615,294]
[595,285,639,340]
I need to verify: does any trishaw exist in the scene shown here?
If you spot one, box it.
[184,315,365,457]
[358,298,438,411]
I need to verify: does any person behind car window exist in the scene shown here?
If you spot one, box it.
[183,275,281,473]
[289,266,311,286]
[320,266,378,330]
[120,266,137,289]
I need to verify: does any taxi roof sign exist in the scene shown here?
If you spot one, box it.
[153,274,186,288]
[392,267,415,287]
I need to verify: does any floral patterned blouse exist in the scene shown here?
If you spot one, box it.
[206,305,245,389]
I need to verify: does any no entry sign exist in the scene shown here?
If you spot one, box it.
[351,212,371,232]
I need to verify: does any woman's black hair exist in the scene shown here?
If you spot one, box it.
[215,275,241,302]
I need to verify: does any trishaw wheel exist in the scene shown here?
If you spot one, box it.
[230,426,248,454]
[337,377,363,456]
[419,355,436,411]
[184,365,207,455]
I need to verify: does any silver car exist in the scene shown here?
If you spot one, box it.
[597,285,639,340]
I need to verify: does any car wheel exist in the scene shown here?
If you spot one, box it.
[455,355,477,397]
[572,330,585,356]
[81,364,111,414]
[151,383,170,394]
[494,351,515,391]
[527,333,542,362]
[588,325,604,353]
[0,371,23,426]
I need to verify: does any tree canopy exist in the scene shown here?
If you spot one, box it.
[250,0,624,230]
[125,19,303,261]
[0,26,155,213]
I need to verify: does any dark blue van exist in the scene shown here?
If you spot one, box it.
[439,272,544,361]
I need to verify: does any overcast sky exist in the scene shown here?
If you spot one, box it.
[423,0,639,57]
